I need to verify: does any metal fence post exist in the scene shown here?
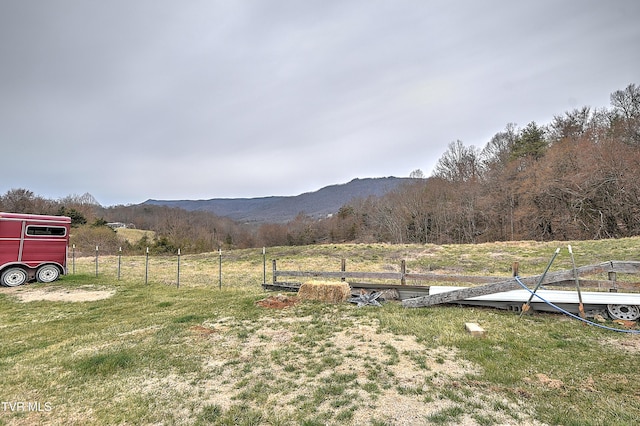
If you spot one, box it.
[117,247,122,280]
[177,248,181,288]
[145,247,149,285]
[272,259,277,284]
[262,247,266,285]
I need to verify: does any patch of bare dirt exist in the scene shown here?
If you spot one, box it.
[601,334,640,353]
[524,373,564,389]
[255,294,299,309]
[190,325,216,336]
[1,285,115,302]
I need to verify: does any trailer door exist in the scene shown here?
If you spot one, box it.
[22,224,68,268]
[0,217,24,265]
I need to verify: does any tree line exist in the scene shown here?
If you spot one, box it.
[329,83,640,244]
[2,83,639,254]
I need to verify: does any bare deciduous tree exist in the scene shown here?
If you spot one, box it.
[433,140,483,183]
[610,83,640,145]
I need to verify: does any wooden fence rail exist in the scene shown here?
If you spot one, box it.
[265,259,640,301]
[267,258,518,292]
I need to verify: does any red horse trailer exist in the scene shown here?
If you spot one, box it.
[0,212,71,287]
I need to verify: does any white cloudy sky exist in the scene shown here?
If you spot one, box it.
[1,1,638,206]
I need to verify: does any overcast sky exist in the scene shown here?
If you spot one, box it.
[1,1,638,206]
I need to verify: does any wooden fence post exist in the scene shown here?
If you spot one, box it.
[608,271,618,292]
[401,260,406,285]
[341,258,346,282]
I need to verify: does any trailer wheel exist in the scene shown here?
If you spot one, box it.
[607,304,640,321]
[36,265,60,283]
[1,267,28,287]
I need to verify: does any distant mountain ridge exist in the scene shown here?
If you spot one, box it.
[142,177,412,223]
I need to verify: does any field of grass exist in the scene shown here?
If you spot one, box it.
[114,228,155,245]
[1,238,640,425]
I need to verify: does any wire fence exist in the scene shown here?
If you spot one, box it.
[67,246,268,289]
[67,245,640,293]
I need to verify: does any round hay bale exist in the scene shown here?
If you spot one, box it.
[298,280,351,303]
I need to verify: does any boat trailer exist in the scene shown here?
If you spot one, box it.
[425,285,640,320]
[401,256,640,321]
[264,253,640,321]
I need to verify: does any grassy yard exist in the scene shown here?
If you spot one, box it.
[1,239,640,425]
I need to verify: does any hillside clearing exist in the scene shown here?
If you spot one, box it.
[115,227,155,244]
